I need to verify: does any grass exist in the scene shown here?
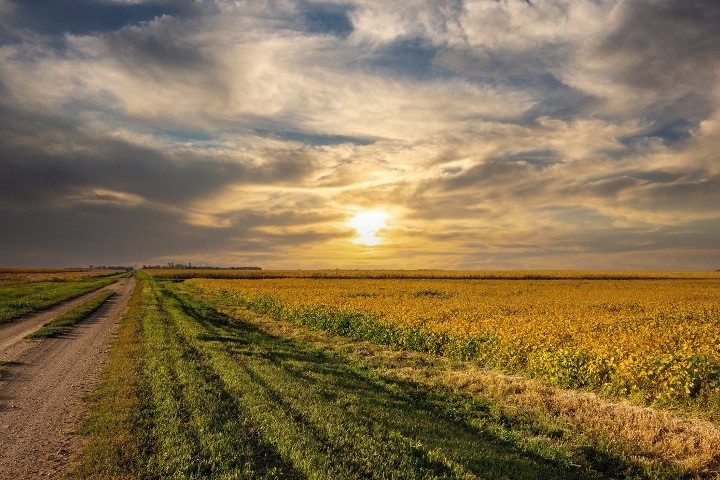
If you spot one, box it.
[26,290,115,339]
[73,278,146,478]
[0,269,124,287]
[183,278,720,416]
[0,273,125,322]
[75,275,707,479]
[200,293,720,476]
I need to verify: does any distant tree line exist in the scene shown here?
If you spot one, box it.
[88,265,134,271]
[142,262,262,270]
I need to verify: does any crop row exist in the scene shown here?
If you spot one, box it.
[184,278,720,415]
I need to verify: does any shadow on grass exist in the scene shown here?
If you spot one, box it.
[151,286,304,480]
[161,285,614,480]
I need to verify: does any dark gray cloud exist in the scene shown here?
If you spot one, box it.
[300,2,355,38]
[105,16,214,73]
[0,102,314,210]
[436,47,600,121]
[1,0,187,38]
[576,0,720,138]
[593,0,720,95]
[0,204,343,266]
[414,149,563,209]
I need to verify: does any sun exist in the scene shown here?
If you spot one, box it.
[348,210,388,246]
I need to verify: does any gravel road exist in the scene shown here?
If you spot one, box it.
[0,277,135,478]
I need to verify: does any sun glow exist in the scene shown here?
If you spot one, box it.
[349,210,388,246]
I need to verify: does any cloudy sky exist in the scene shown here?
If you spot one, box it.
[1,0,719,269]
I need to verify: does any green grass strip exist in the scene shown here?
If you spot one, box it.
[140,279,300,479]
[72,277,146,479]
[26,290,115,339]
[158,280,652,480]
[0,272,126,323]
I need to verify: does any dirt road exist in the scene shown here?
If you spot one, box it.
[0,277,135,478]
[0,279,127,357]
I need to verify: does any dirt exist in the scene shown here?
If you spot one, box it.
[0,277,135,479]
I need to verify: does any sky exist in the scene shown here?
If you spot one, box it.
[1,0,719,269]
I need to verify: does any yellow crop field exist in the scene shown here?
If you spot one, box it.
[149,268,720,280]
[186,276,720,415]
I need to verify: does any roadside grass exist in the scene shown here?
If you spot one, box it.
[75,274,301,479]
[0,273,125,322]
[75,276,708,479]
[0,269,124,287]
[157,279,600,479]
[197,291,720,478]
[26,290,115,339]
[186,283,720,477]
[141,279,299,479]
[73,278,146,479]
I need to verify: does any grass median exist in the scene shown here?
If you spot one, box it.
[26,290,115,339]
[0,273,125,323]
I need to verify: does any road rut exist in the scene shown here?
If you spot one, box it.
[0,277,135,479]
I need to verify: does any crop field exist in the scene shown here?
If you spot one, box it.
[70,271,720,479]
[146,268,720,281]
[0,270,126,322]
[184,276,720,415]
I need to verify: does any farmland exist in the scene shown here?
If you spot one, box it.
[70,271,720,479]
[0,270,127,322]
[184,276,720,415]
[0,268,124,286]
[146,269,720,281]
